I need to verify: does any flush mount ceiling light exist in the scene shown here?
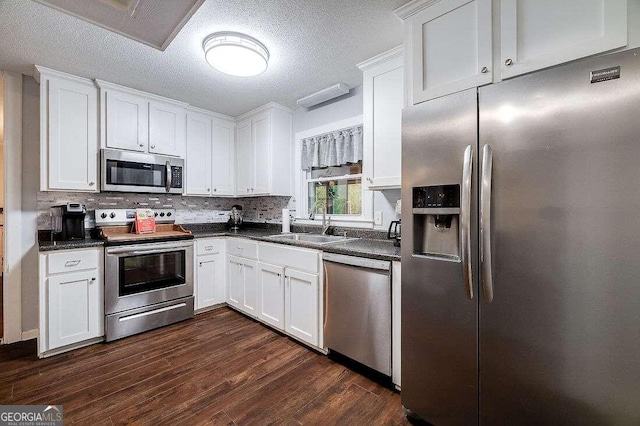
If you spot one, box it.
[203,32,269,77]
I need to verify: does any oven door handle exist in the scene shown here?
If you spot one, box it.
[108,249,181,257]
[107,243,193,256]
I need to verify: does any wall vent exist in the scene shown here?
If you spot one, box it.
[297,83,350,109]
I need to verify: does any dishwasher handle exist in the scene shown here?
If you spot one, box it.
[322,253,390,271]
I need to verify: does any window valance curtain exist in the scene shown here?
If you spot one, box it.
[300,125,363,171]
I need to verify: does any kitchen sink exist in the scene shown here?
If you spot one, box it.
[267,233,358,245]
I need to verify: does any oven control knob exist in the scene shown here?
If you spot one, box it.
[154,212,159,217]
[160,212,165,217]
[109,212,116,219]
[100,213,107,219]
[167,212,172,217]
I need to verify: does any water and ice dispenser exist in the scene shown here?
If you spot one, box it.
[412,185,461,260]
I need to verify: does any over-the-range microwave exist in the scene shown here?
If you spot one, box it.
[101,149,184,194]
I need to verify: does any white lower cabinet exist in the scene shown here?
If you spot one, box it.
[39,248,104,355]
[257,262,285,330]
[195,239,226,311]
[48,271,102,349]
[227,256,244,310]
[284,268,319,347]
[257,242,322,348]
[226,254,258,317]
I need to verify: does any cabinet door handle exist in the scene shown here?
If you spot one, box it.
[139,143,144,148]
[91,277,96,282]
[505,58,514,67]
[64,260,81,267]
[481,66,489,74]
[89,182,95,186]
[213,188,217,192]
[205,246,213,251]
[207,188,211,192]
[151,145,156,149]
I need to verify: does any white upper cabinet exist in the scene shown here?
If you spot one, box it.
[251,112,270,195]
[500,0,628,79]
[236,118,253,195]
[212,118,236,196]
[35,66,99,192]
[359,47,404,190]
[185,111,213,196]
[105,90,148,152]
[396,0,629,101]
[401,0,492,104]
[149,101,186,156]
[185,109,236,197]
[96,80,187,158]
[235,103,293,197]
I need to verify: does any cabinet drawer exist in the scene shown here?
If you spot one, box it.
[226,239,258,259]
[258,243,319,274]
[47,249,99,275]
[196,238,224,256]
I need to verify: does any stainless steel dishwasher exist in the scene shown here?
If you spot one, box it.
[323,253,391,376]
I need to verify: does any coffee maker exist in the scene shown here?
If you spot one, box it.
[387,199,401,247]
[51,203,87,240]
[227,205,244,231]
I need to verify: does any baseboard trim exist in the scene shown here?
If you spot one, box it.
[39,337,104,358]
[21,329,38,341]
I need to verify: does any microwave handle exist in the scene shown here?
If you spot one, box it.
[165,161,172,193]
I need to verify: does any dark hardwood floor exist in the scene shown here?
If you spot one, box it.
[0,307,409,425]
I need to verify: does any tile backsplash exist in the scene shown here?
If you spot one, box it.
[36,191,295,230]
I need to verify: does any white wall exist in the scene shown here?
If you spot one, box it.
[293,86,364,134]
[21,75,39,332]
[292,85,401,231]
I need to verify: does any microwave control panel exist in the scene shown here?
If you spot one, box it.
[170,166,183,188]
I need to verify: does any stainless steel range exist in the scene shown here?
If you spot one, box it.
[96,209,194,342]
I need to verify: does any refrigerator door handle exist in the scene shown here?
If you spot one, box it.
[460,145,474,300]
[481,144,494,303]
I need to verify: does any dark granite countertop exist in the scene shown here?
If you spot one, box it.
[187,224,401,261]
[38,223,401,261]
[38,238,105,252]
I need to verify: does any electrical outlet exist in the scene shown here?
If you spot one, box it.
[374,211,383,226]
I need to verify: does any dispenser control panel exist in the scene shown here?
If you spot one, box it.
[413,185,460,208]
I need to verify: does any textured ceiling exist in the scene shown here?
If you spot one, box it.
[35,0,204,50]
[0,0,405,116]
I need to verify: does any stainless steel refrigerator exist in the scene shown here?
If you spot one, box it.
[401,48,640,425]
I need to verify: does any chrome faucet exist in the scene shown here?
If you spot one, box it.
[309,200,331,235]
